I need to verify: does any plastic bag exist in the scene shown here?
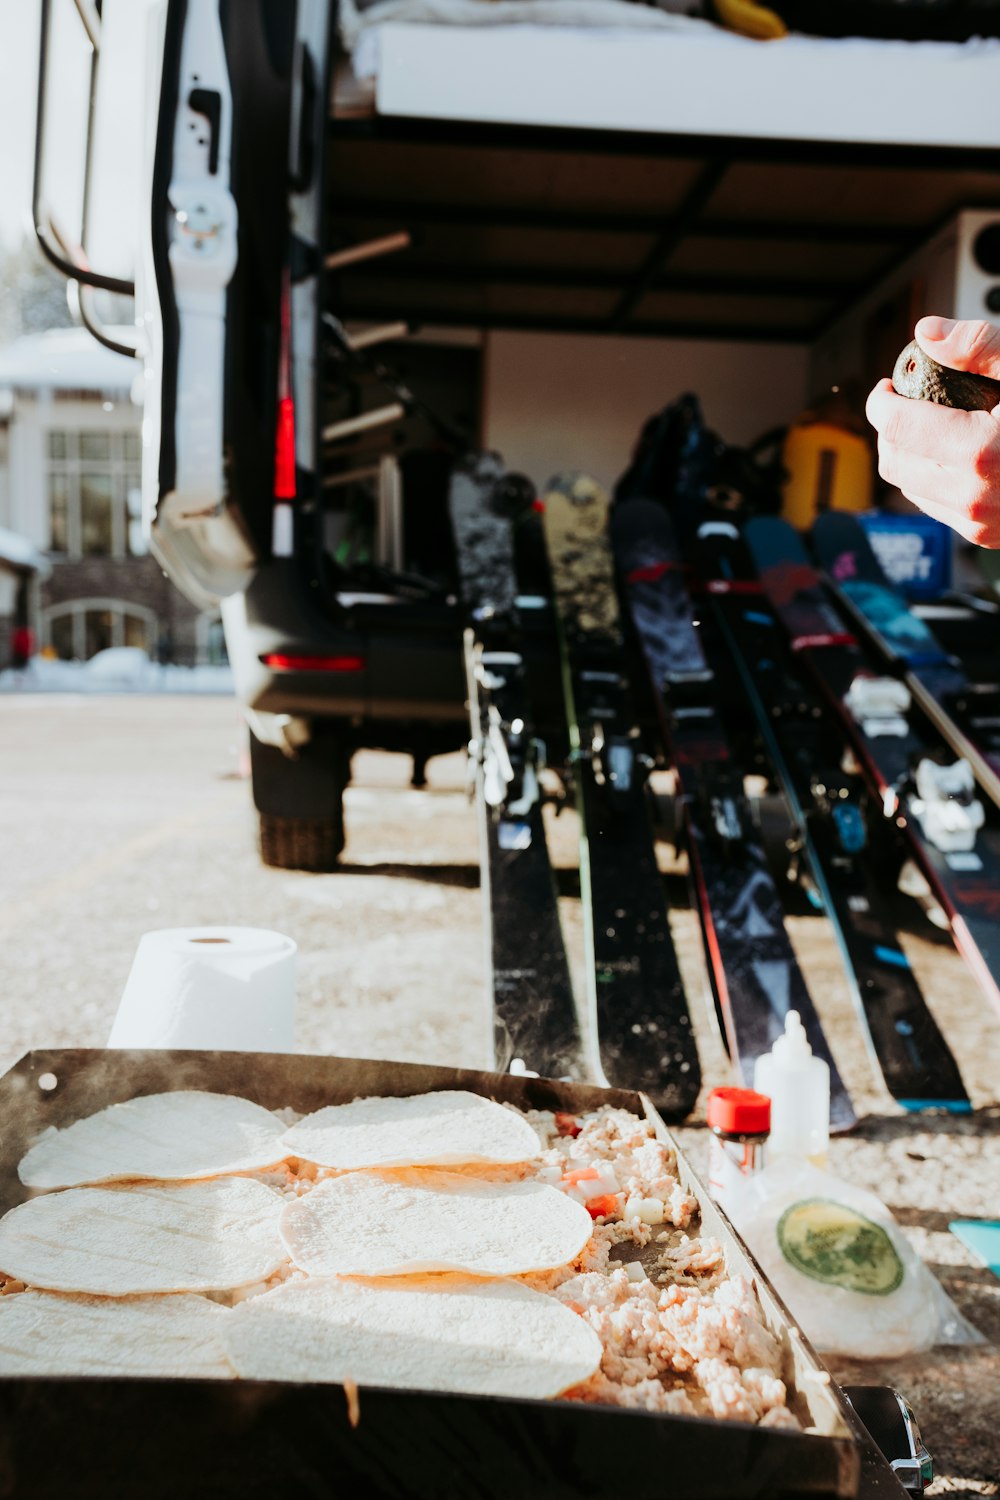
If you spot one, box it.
[726,1159,983,1359]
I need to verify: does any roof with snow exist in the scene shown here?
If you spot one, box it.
[0,527,51,579]
[0,328,139,398]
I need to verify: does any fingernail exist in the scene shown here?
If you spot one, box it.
[917,315,957,342]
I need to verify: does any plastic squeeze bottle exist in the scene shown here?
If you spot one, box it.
[753,1011,829,1168]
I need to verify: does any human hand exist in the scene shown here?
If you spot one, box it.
[865,316,1000,547]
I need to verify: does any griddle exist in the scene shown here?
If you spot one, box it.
[0,1049,906,1500]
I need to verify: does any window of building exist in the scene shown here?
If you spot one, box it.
[45,428,146,559]
[84,609,115,658]
[49,612,76,662]
[49,473,69,552]
[196,613,229,665]
[43,599,157,661]
[123,613,149,650]
[80,472,114,555]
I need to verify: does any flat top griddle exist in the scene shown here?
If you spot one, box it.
[0,1049,907,1500]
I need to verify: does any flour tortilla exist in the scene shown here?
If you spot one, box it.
[282,1090,541,1170]
[0,1178,287,1295]
[222,1275,602,1398]
[0,1291,234,1378]
[18,1090,290,1189]
[281,1170,592,1278]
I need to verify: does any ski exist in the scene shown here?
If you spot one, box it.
[611,498,856,1130]
[450,454,586,1080]
[745,513,1000,1021]
[696,519,970,1112]
[540,474,700,1118]
[811,510,1000,813]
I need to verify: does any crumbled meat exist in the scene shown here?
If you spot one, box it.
[524,1107,800,1431]
[567,1372,699,1415]
[760,1404,805,1430]
[655,1234,726,1282]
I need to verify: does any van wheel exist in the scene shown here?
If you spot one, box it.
[249,724,351,872]
[258,811,345,872]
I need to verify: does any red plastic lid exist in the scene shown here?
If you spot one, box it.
[706,1087,771,1135]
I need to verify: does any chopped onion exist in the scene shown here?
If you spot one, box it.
[624,1195,665,1225]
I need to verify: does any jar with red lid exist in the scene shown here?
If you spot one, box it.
[706,1087,771,1211]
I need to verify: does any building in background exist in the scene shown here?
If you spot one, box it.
[0,328,223,664]
[0,524,50,666]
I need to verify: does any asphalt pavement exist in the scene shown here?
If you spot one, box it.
[1,693,997,1495]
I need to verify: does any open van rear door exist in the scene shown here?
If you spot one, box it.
[35,0,318,609]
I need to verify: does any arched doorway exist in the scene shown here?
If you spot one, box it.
[42,597,158,660]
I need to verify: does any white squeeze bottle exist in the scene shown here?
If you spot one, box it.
[753,1011,829,1168]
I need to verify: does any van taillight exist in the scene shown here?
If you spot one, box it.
[273,266,296,548]
[274,395,296,500]
[262,653,366,673]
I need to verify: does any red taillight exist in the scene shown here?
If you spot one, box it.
[273,267,296,502]
[274,396,296,500]
[262,653,366,673]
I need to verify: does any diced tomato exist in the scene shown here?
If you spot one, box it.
[586,1194,619,1219]
[554,1112,581,1137]
[561,1166,599,1187]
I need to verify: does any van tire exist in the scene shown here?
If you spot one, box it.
[249,723,351,872]
[258,811,345,872]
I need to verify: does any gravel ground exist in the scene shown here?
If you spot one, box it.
[0,694,997,1495]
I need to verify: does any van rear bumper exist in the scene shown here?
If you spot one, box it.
[222,560,468,726]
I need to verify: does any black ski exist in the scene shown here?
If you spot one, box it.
[746,513,1000,1022]
[696,519,970,1112]
[811,510,1000,812]
[540,474,700,1118]
[612,499,856,1130]
[450,454,586,1079]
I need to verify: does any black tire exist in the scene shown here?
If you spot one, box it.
[249,723,351,872]
[258,810,344,872]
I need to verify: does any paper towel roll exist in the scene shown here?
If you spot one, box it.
[108,928,297,1052]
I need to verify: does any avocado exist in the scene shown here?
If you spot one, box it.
[892,340,1000,412]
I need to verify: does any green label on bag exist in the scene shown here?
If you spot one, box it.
[777,1199,905,1296]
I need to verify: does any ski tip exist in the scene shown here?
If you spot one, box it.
[542,473,608,507]
[897,1098,974,1115]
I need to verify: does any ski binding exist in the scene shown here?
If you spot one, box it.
[910,757,986,853]
[844,675,912,737]
[473,652,542,823]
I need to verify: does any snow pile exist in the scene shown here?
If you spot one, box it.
[0,649,233,695]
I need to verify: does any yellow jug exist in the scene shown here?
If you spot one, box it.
[780,418,874,529]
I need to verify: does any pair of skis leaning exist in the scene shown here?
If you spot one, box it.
[450,455,585,1085]
[695,518,969,1113]
[451,458,700,1117]
[613,500,854,1130]
[747,514,1000,1030]
[540,475,700,1117]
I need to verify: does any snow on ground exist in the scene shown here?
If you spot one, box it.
[0,648,233,694]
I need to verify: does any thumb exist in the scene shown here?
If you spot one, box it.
[915,316,1000,379]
